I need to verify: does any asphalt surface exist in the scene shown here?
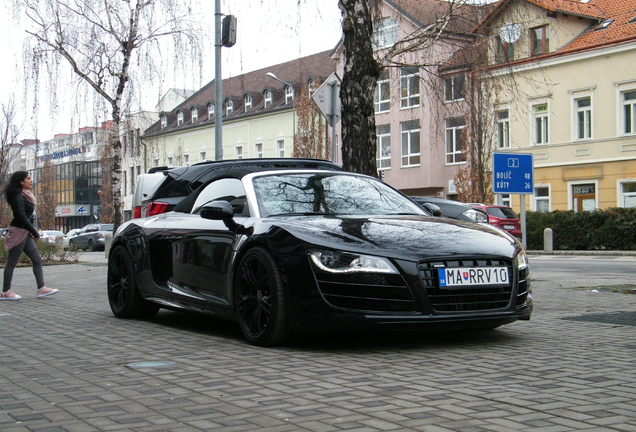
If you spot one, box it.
[1,251,636,431]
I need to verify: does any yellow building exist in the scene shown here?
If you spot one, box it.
[474,0,636,212]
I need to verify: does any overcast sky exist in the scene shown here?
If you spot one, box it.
[0,0,342,142]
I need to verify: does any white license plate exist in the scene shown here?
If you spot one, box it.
[438,267,509,288]
[503,224,515,230]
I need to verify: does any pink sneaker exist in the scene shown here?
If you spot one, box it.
[37,287,59,298]
[1,289,22,300]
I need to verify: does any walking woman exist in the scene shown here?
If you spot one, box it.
[1,171,58,300]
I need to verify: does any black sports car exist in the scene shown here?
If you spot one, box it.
[108,167,533,346]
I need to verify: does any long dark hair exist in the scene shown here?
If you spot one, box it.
[5,171,29,203]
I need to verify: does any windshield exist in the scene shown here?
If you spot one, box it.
[252,173,426,217]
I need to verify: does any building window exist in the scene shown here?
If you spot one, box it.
[225,98,233,116]
[308,79,316,95]
[495,36,514,64]
[572,183,596,211]
[123,171,127,196]
[372,17,398,50]
[376,124,391,169]
[244,94,253,112]
[208,103,214,119]
[374,70,390,113]
[531,25,549,56]
[623,90,636,134]
[177,111,184,126]
[254,143,263,158]
[533,186,551,212]
[161,116,167,128]
[167,156,173,166]
[400,67,420,109]
[446,117,466,164]
[152,158,159,167]
[191,107,198,122]
[533,103,549,144]
[263,90,272,108]
[401,120,420,167]
[235,145,243,159]
[200,151,206,161]
[496,109,510,148]
[620,181,636,207]
[276,139,285,157]
[444,75,465,101]
[183,154,190,165]
[575,97,592,139]
[284,85,294,104]
[500,194,511,207]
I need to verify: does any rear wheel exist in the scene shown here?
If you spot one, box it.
[88,239,97,251]
[108,245,159,319]
[234,247,292,347]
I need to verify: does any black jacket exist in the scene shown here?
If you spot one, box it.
[9,193,39,238]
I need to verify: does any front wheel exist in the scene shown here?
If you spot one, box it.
[234,247,292,347]
[107,245,159,319]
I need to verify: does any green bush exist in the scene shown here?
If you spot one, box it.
[527,208,636,250]
[0,237,82,265]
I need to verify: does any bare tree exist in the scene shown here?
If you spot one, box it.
[99,144,114,223]
[38,157,57,229]
[337,0,481,177]
[19,0,204,228]
[0,100,23,226]
[294,81,330,160]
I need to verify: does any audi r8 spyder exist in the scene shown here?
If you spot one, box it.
[107,167,533,346]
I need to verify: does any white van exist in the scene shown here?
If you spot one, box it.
[132,172,167,218]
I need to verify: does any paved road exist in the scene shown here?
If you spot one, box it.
[1,253,635,431]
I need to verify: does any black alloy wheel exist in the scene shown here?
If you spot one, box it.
[107,245,159,319]
[88,239,96,251]
[234,247,292,347]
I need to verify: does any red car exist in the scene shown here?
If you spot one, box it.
[470,204,522,241]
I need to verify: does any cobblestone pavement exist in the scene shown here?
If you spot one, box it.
[1,253,635,432]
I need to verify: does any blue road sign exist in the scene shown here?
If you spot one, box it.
[493,153,534,194]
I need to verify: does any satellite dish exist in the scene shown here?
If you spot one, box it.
[500,23,522,43]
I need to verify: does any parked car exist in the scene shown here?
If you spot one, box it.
[63,228,82,250]
[132,171,168,218]
[410,197,487,223]
[108,164,532,347]
[38,230,65,245]
[469,203,522,241]
[140,158,342,217]
[69,223,114,251]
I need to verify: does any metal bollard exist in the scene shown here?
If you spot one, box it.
[104,232,113,258]
[543,228,553,252]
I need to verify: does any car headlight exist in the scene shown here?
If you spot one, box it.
[514,249,528,271]
[308,249,399,274]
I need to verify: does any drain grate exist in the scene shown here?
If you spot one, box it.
[562,311,636,327]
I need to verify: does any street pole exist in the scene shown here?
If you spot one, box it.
[214,0,223,161]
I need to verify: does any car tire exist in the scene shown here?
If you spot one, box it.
[88,239,97,252]
[234,247,292,347]
[107,245,160,319]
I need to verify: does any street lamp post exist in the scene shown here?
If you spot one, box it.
[266,72,295,152]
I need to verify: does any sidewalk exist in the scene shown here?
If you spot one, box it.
[527,249,636,256]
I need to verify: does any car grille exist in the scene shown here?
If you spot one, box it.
[314,272,417,312]
[418,258,515,313]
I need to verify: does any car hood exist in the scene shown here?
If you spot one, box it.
[261,215,519,260]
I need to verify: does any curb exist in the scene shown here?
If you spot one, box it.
[527,250,636,256]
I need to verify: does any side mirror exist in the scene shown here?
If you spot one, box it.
[200,200,234,220]
[421,203,442,217]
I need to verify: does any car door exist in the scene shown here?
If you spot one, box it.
[162,178,248,308]
[74,225,93,248]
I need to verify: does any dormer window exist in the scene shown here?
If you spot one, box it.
[207,103,214,119]
[284,85,294,104]
[177,110,184,126]
[225,98,233,116]
[308,79,315,95]
[161,115,167,129]
[531,25,549,56]
[244,94,253,112]
[263,90,272,108]
[596,19,614,30]
[191,107,198,122]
